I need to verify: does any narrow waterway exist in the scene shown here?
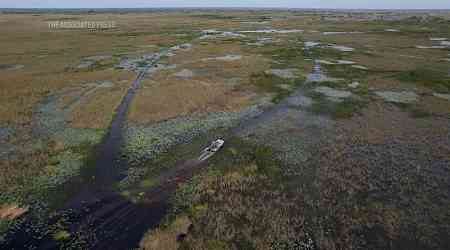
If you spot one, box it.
[1,49,182,250]
[93,68,153,186]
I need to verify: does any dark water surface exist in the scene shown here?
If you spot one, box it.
[1,53,177,250]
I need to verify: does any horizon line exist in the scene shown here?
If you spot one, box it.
[1,7,450,11]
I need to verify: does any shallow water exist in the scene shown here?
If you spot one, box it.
[2,50,170,249]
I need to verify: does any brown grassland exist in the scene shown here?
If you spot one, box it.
[0,10,449,250]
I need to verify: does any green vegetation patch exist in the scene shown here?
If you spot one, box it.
[121,106,264,188]
[308,92,368,119]
[157,138,310,250]
[325,64,370,80]
[309,46,345,60]
[0,220,13,241]
[188,14,237,20]
[0,133,101,206]
[250,71,305,103]
[270,46,304,62]
[171,137,283,215]
[394,67,450,93]
[263,43,308,67]
[390,102,434,119]
[53,230,71,241]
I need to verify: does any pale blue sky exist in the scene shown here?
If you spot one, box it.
[1,0,449,9]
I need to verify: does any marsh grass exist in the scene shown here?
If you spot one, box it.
[250,71,305,103]
[315,80,348,88]
[390,102,434,119]
[269,46,303,61]
[394,68,450,93]
[208,137,282,179]
[1,10,449,249]
[308,92,368,119]
[72,58,119,73]
[142,138,307,250]
[325,64,370,80]
[117,128,230,197]
[0,134,101,214]
[310,46,345,60]
[189,14,237,20]
[139,216,192,250]
[169,137,283,216]
[263,43,309,68]
[53,230,71,241]
[409,107,433,118]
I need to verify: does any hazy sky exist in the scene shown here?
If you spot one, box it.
[1,0,449,9]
